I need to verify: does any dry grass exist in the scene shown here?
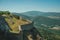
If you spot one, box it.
[5,15,31,33]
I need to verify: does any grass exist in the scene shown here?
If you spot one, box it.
[5,15,31,33]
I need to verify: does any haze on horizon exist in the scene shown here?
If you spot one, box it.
[0,0,60,13]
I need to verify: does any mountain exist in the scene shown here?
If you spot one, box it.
[12,11,60,21]
[20,11,44,17]
[20,11,60,17]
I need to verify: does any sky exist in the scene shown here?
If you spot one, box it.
[0,0,60,13]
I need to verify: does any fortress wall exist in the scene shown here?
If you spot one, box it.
[21,22,34,30]
[20,22,42,40]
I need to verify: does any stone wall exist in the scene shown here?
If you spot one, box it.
[20,22,42,40]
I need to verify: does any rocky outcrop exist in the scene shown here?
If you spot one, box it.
[0,16,10,40]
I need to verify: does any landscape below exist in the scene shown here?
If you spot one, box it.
[12,11,60,40]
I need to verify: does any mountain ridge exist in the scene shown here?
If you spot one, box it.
[12,11,60,17]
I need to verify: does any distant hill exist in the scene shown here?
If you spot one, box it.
[12,11,60,21]
[20,11,60,17]
[20,11,44,17]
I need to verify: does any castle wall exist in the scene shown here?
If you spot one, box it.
[21,22,34,30]
[20,22,42,40]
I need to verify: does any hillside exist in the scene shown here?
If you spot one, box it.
[33,16,60,26]
[33,16,60,40]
